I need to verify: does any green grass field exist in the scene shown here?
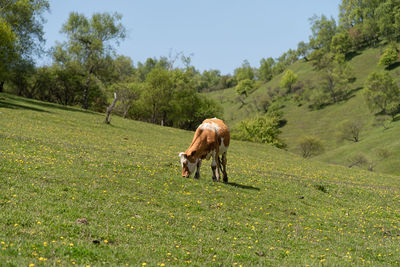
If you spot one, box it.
[1,93,400,266]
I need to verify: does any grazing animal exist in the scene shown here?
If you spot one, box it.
[179,118,230,182]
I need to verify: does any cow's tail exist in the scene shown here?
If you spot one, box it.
[217,156,223,172]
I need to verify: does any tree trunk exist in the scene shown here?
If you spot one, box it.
[105,93,118,124]
[82,84,89,109]
[0,81,4,93]
[82,73,92,110]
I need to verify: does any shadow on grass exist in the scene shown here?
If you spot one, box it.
[345,51,361,61]
[308,89,359,111]
[225,182,260,191]
[0,99,50,113]
[17,97,98,115]
[386,62,400,71]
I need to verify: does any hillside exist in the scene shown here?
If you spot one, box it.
[207,47,400,176]
[1,93,400,265]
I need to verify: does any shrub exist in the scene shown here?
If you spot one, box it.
[379,44,398,68]
[232,115,286,148]
[373,115,392,130]
[348,154,371,169]
[375,147,391,160]
[298,136,325,158]
[338,120,364,142]
[308,89,328,109]
[280,70,298,94]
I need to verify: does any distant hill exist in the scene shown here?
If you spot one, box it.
[206,46,400,176]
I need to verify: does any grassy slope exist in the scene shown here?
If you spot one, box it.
[1,94,400,266]
[208,47,400,175]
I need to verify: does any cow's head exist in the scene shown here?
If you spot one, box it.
[179,151,197,177]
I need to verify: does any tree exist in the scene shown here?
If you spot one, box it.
[277,49,299,67]
[297,41,311,61]
[0,0,49,91]
[379,44,398,68]
[197,69,221,92]
[363,71,400,119]
[375,0,400,41]
[348,154,371,169]
[109,55,135,83]
[105,92,118,124]
[257,57,275,81]
[233,60,254,82]
[320,59,354,103]
[235,79,255,98]
[57,12,126,109]
[25,66,60,101]
[0,19,16,91]
[330,30,352,55]
[280,70,298,94]
[8,59,35,96]
[136,57,169,82]
[142,68,173,124]
[131,67,222,130]
[298,136,324,158]
[110,82,142,118]
[338,120,364,142]
[0,0,49,56]
[339,0,380,28]
[309,15,337,51]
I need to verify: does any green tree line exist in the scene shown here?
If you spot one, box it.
[3,0,400,134]
[0,2,222,130]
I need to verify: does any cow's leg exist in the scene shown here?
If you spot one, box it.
[222,152,228,183]
[194,160,201,179]
[211,150,220,182]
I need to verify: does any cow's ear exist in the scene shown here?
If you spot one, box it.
[189,150,196,157]
[179,152,187,158]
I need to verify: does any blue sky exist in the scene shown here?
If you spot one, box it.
[41,0,341,75]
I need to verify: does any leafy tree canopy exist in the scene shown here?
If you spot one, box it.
[364,71,400,119]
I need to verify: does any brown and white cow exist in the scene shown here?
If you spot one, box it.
[179,118,230,182]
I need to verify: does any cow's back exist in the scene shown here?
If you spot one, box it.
[186,118,230,158]
[201,118,230,150]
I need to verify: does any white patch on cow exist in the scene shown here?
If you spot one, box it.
[187,159,197,174]
[179,152,198,176]
[179,152,187,166]
[199,122,221,133]
[211,150,217,167]
[219,137,228,154]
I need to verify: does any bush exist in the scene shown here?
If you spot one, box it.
[280,70,298,94]
[232,115,286,148]
[375,147,391,160]
[308,89,328,109]
[298,136,325,158]
[373,116,392,130]
[379,44,398,68]
[338,120,364,142]
[348,154,371,170]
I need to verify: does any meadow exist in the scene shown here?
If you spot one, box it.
[1,93,400,266]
